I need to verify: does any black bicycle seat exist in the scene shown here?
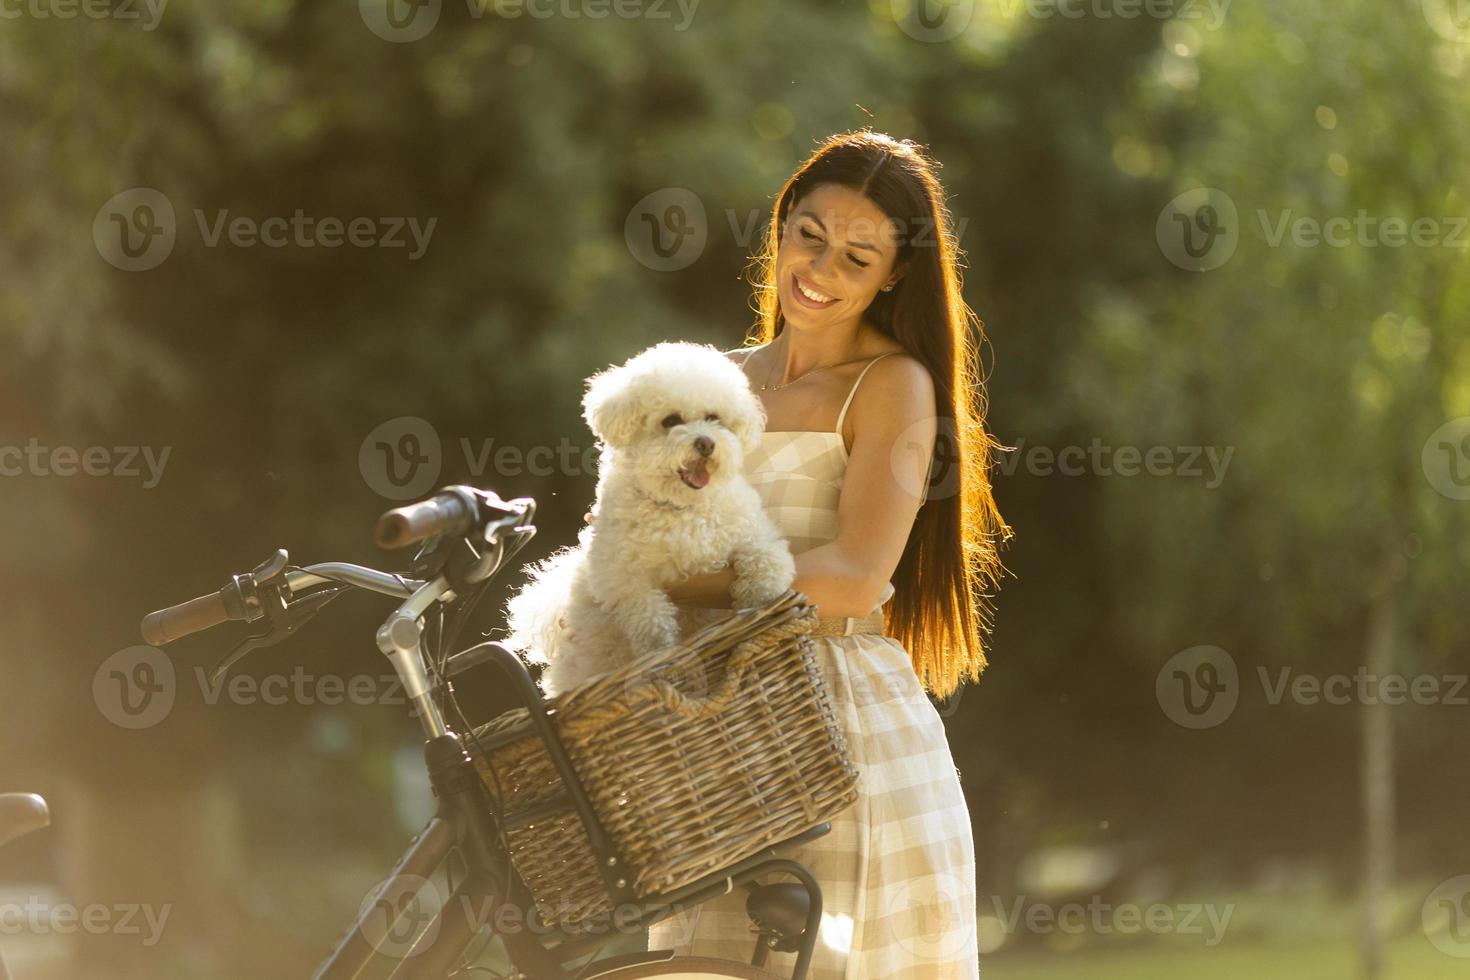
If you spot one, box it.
[0,794,49,851]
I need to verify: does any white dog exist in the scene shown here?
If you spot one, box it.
[503,341,796,698]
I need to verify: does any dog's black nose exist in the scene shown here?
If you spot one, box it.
[693,436,714,457]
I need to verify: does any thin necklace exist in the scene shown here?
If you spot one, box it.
[759,347,877,392]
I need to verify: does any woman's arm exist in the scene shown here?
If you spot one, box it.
[667,355,937,620]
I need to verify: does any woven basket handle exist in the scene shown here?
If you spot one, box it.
[641,639,759,719]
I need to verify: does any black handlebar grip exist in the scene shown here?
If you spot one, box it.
[141,591,232,646]
[374,492,473,550]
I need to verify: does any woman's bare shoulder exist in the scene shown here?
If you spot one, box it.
[722,344,767,365]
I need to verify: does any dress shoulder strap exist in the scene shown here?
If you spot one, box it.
[835,351,902,437]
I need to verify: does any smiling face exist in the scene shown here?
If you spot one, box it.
[776,182,906,331]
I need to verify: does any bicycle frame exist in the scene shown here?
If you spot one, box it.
[308,567,827,979]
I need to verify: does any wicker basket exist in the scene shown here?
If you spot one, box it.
[468,589,859,930]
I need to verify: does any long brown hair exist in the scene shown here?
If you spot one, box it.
[744,130,1013,699]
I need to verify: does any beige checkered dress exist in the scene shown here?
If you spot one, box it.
[649,354,981,978]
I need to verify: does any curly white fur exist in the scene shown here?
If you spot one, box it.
[503,341,796,698]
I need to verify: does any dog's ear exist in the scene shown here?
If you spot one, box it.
[583,366,645,449]
[727,385,767,456]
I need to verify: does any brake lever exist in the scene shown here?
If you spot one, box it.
[207,586,345,684]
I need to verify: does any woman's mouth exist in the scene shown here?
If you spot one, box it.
[679,458,710,489]
[791,273,838,310]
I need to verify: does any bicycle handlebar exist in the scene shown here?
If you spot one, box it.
[140,486,533,648]
[141,590,234,646]
[374,489,475,550]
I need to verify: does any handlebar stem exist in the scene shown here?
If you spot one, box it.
[376,575,454,739]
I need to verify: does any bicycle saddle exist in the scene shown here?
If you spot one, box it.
[744,882,811,953]
[0,794,50,851]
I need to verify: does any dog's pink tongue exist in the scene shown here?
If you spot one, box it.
[681,459,710,489]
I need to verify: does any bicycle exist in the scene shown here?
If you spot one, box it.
[0,794,50,980]
[138,485,831,979]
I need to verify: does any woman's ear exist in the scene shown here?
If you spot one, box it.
[583,368,645,449]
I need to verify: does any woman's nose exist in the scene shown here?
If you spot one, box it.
[693,435,714,457]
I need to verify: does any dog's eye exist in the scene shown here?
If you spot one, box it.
[661,414,683,429]
[705,413,719,422]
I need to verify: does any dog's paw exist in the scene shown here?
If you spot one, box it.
[730,576,785,609]
[730,544,796,608]
[623,616,680,654]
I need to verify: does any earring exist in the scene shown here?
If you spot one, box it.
[881,283,895,292]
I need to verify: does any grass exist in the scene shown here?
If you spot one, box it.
[982,933,1461,980]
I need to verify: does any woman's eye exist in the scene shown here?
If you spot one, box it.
[849,254,869,269]
[800,228,822,243]
[661,414,683,429]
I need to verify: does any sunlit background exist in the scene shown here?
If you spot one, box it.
[2,0,1469,976]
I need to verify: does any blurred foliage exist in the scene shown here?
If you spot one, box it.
[1,0,1467,974]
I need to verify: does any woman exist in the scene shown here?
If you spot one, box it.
[644,130,1012,979]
